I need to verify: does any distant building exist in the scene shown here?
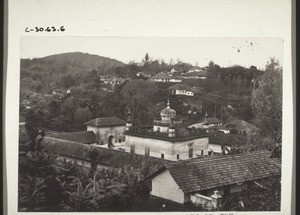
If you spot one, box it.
[103,77,126,85]
[150,72,182,83]
[85,117,126,147]
[148,150,281,205]
[125,100,209,160]
[188,112,222,129]
[136,72,151,78]
[208,131,247,155]
[219,119,260,135]
[187,66,202,73]
[168,84,195,96]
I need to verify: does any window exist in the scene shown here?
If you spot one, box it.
[201,150,203,155]
[161,153,164,159]
[177,153,180,159]
[145,147,150,156]
[130,145,135,154]
[189,147,193,158]
[118,138,121,143]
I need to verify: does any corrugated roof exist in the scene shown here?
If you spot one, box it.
[84,117,126,127]
[41,136,173,171]
[152,151,281,194]
[46,131,97,144]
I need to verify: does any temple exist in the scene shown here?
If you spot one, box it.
[124,100,209,160]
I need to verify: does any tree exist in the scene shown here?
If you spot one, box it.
[121,80,158,125]
[251,58,282,140]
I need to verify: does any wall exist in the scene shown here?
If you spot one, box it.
[125,134,209,160]
[208,143,231,155]
[190,193,213,208]
[151,170,186,204]
[153,125,169,133]
[87,125,126,145]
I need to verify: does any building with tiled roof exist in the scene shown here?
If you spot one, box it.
[188,112,222,129]
[150,72,182,83]
[40,136,172,174]
[125,100,209,161]
[208,131,247,155]
[148,150,281,204]
[168,84,195,96]
[85,117,126,147]
[46,131,97,144]
[219,119,260,135]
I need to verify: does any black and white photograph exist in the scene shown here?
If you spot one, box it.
[18,37,283,212]
[4,0,294,214]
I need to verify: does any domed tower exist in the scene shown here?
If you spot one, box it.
[160,99,176,123]
[153,99,180,133]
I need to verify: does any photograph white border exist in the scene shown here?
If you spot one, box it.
[5,0,293,214]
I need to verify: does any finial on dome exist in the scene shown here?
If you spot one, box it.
[167,98,170,107]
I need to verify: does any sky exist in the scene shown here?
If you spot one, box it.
[21,37,283,69]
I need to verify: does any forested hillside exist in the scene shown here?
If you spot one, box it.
[20,52,125,96]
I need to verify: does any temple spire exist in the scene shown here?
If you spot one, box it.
[167,98,170,107]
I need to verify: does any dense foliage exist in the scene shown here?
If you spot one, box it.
[221,177,281,211]
[18,151,152,212]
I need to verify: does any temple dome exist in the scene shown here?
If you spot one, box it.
[160,100,176,119]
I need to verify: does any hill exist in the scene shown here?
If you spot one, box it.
[21,52,125,75]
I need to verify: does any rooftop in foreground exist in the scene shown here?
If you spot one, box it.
[148,150,281,194]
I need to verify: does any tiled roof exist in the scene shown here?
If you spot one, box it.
[219,119,259,132]
[84,117,126,127]
[46,131,97,144]
[150,151,281,194]
[41,136,172,172]
[208,131,246,146]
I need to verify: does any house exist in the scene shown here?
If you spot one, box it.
[219,119,260,135]
[45,131,98,145]
[125,100,209,161]
[168,84,195,96]
[84,117,126,147]
[150,72,182,83]
[136,72,151,78]
[103,77,126,85]
[188,113,222,129]
[208,131,247,155]
[148,150,281,205]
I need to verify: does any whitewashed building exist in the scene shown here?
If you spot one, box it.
[85,117,126,147]
[148,151,281,205]
[125,100,209,160]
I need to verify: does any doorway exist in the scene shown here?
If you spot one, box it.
[108,135,115,148]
